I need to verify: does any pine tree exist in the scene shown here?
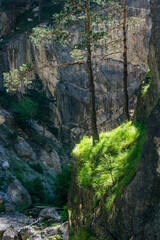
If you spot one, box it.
[3,0,123,144]
[30,0,120,143]
[122,0,129,121]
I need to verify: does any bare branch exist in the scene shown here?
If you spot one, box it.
[20,61,85,81]
[73,1,88,13]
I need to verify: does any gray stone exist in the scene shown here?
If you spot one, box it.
[0,0,151,144]
[32,6,39,12]
[14,137,34,158]
[40,150,62,174]
[0,213,33,231]
[0,192,10,204]
[7,180,32,206]
[27,18,33,22]
[39,207,60,221]
[0,229,5,240]
[2,161,10,171]
[0,115,5,125]
[2,226,17,240]
[18,226,35,240]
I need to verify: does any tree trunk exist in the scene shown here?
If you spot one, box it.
[123,0,130,121]
[86,0,99,144]
[12,0,16,31]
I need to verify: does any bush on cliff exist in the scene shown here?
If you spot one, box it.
[72,121,146,212]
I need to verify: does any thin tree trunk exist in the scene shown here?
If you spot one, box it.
[39,0,42,23]
[12,0,16,31]
[123,0,130,121]
[86,0,99,144]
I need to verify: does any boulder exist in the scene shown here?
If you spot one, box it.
[14,137,34,158]
[0,115,5,125]
[18,226,35,240]
[2,161,10,171]
[0,192,10,204]
[2,226,17,240]
[32,6,39,12]
[27,18,33,22]
[39,207,60,221]
[7,180,32,206]
[0,229,5,240]
[0,213,33,231]
[40,150,62,174]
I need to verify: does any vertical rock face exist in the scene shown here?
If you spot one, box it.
[68,1,160,240]
[0,0,151,143]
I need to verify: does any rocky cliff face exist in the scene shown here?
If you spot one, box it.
[0,0,151,143]
[68,1,160,239]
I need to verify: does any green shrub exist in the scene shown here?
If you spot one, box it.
[141,69,151,97]
[0,89,16,109]
[15,204,30,212]
[29,162,44,174]
[23,177,45,203]
[13,98,38,127]
[26,77,54,129]
[53,165,71,207]
[60,206,68,222]
[0,204,5,212]
[72,122,146,212]
[71,228,96,240]
[8,130,18,140]
[146,69,151,78]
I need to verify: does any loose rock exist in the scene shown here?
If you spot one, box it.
[0,192,10,204]
[2,226,17,240]
[14,137,34,158]
[0,115,5,125]
[18,226,35,240]
[7,180,32,206]
[2,161,10,171]
[40,150,62,174]
[39,207,60,221]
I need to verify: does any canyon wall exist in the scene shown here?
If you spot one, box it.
[68,1,160,239]
[0,0,151,143]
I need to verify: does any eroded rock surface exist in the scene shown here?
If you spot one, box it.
[0,212,68,240]
[7,180,32,207]
[14,137,34,158]
[68,0,160,239]
[0,0,151,143]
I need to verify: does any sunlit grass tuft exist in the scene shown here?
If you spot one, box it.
[72,122,146,212]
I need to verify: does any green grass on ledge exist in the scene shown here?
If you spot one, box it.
[72,121,146,212]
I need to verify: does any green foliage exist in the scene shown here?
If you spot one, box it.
[26,77,54,128]
[15,204,30,212]
[8,130,18,141]
[0,89,16,109]
[60,206,69,222]
[71,228,96,240]
[0,204,5,212]
[53,165,71,207]
[141,81,151,97]
[13,98,38,126]
[72,122,146,212]
[3,63,33,92]
[31,0,120,53]
[141,69,151,97]
[146,69,151,78]
[29,162,44,174]
[23,177,45,203]
[3,0,121,92]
